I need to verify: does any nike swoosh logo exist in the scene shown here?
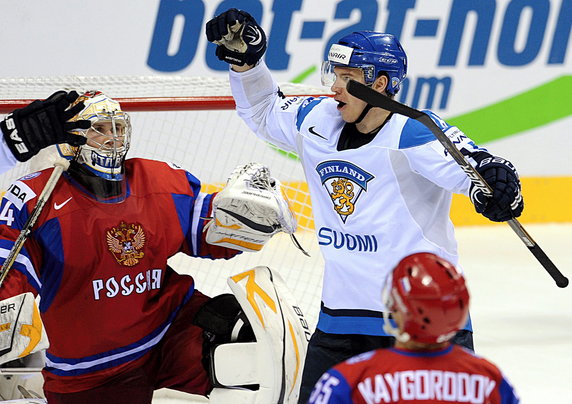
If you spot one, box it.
[309,126,327,140]
[54,197,72,210]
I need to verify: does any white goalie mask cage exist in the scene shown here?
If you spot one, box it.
[57,90,132,181]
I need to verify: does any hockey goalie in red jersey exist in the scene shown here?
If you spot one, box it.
[0,91,301,403]
[308,253,519,404]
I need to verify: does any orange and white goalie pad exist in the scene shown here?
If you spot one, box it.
[0,293,49,365]
[205,163,297,253]
[208,266,311,404]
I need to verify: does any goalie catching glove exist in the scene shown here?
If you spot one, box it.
[206,163,297,253]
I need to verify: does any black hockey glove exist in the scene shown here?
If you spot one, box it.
[206,8,267,67]
[1,91,90,162]
[193,294,255,379]
[469,152,524,222]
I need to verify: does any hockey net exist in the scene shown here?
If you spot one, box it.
[0,76,328,331]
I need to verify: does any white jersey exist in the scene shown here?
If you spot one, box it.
[0,133,18,174]
[230,62,483,335]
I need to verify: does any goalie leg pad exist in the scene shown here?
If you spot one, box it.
[208,266,310,404]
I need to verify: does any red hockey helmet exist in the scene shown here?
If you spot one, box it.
[383,253,469,344]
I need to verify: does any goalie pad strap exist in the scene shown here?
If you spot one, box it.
[212,342,258,386]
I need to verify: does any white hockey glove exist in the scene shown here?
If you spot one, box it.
[205,163,298,253]
[0,293,49,365]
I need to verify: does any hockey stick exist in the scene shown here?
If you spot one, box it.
[0,159,70,287]
[346,80,569,288]
[0,367,42,374]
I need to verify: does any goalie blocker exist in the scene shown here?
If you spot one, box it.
[205,163,297,253]
[194,266,310,404]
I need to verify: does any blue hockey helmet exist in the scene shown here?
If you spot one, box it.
[321,31,407,94]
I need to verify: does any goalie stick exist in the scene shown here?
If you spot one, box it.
[346,79,569,288]
[0,159,69,287]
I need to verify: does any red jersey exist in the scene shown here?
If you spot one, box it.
[308,345,519,403]
[0,158,238,393]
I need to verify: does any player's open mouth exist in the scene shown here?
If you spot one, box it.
[336,101,346,109]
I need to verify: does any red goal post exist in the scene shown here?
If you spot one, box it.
[0,75,328,327]
[0,96,237,113]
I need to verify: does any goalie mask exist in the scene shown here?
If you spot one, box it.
[57,91,132,202]
[57,91,131,179]
[382,252,469,344]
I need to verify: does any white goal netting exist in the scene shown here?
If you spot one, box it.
[0,76,328,331]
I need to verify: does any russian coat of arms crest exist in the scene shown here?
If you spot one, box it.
[106,221,146,266]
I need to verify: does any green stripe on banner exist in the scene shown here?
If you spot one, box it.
[448,75,572,144]
[291,65,317,84]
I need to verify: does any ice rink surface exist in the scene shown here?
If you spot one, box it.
[154,223,572,404]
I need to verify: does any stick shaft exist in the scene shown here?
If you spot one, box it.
[0,160,69,287]
[346,80,568,288]
[0,367,42,374]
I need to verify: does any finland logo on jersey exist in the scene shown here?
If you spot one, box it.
[316,160,374,223]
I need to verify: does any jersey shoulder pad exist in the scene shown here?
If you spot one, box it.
[3,170,49,211]
[127,158,199,195]
[455,345,504,378]
[295,96,331,131]
[398,109,452,149]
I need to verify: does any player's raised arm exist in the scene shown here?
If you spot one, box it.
[0,91,90,168]
[205,8,267,72]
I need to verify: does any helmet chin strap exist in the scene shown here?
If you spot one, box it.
[353,103,373,126]
[382,312,411,343]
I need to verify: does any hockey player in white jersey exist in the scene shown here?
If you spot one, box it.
[206,9,524,403]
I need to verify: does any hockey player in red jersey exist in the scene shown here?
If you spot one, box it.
[0,91,299,403]
[308,253,519,404]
